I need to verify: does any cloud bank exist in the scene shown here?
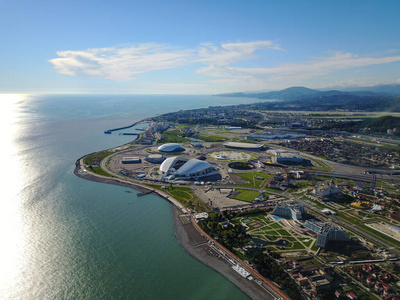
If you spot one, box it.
[49,41,400,90]
[49,43,195,80]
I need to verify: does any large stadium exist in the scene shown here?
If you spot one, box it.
[157,143,185,153]
[160,156,221,181]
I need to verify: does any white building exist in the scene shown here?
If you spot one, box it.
[268,150,304,164]
[272,203,306,221]
[304,220,350,248]
[224,142,264,150]
[145,154,165,163]
[157,143,185,153]
[160,157,220,181]
[313,180,342,198]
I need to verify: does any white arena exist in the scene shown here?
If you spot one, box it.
[157,143,185,153]
[160,156,220,181]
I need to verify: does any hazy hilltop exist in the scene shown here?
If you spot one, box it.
[218,84,400,112]
[218,84,400,100]
[332,83,400,95]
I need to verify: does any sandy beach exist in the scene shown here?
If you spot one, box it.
[74,159,278,300]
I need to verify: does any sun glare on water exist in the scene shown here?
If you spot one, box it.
[0,94,29,296]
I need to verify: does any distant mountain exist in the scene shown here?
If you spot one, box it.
[218,86,320,100]
[218,84,400,101]
[338,84,400,96]
[257,86,319,100]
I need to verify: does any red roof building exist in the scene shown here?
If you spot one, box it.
[347,292,358,300]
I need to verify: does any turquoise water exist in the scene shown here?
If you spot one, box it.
[0,94,257,299]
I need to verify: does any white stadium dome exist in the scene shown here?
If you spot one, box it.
[159,157,220,181]
[157,143,185,153]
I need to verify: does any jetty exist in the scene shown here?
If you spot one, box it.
[104,121,143,134]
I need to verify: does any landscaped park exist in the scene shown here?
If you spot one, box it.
[230,213,320,255]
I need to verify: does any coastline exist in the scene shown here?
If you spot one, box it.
[73,159,279,300]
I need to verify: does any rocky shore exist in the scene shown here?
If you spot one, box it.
[74,159,277,300]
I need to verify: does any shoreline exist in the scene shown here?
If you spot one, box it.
[73,159,280,300]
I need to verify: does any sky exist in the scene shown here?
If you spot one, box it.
[1,0,400,94]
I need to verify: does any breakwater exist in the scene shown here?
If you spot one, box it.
[104,121,142,134]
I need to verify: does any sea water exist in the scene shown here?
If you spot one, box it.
[0,94,257,299]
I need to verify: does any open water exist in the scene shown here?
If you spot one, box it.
[0,94,257,300]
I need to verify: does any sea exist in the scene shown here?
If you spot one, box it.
[0,94,259,300]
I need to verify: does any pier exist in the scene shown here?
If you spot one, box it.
[104,121,146,134]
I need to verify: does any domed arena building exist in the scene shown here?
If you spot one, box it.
[157,143,185,153]
[160,157,220,181]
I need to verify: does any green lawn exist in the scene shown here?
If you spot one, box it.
[266,235,280,241]
[145,185,211,212]
[91,166,112,177]
[290,242,306,250]
[197,134,225,142]
[84,151,113,165]
[233,189,261,202]
[157,129,191,144]
[311,241,320,251]
[270,222,282,229]
[301,239,314,248]
[276,229,291,236]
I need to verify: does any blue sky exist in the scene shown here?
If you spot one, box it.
[1,0,400,94]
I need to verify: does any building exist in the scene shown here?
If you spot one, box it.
[268,150,304,165]
[268,180,280,189]
[159,156,220,181]
[191,142,203,148]
[246,133,306,140]
[145,154,165,163]
[312,180,342,198]
[304,220,350,248]
[309,278,331,292]
[347,292,358,300]
[223,142,264,150]
[389,225,400,235]
[272,203,306,221]
[157,143,185,153]
[122,157,141,164]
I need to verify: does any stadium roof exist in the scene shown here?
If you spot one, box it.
[224,142,264,149]
[160,156,184,173]
[159,156,219,180]
[176,159,212,176]
[157,143,185,152]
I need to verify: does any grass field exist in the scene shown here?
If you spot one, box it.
[234,171,274,188]
[84,151,113,165]
[233,189,262,202]
[144,184,211,212]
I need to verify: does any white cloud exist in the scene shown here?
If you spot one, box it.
[196,52,400,88]
[49,41,282,81]
[49,44,195,81]
[49,42,400,91]
[198,40,283,66]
